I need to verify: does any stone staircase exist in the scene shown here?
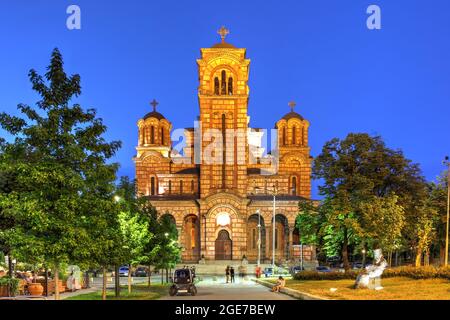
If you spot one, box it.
[176,259,318,276]
[176,261,269,275]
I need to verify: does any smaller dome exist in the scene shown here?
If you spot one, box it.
[143,99,166,120]
[143,111,166,121]
[282,111,304,121]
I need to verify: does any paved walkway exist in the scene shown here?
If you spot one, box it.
[159,276,295,300]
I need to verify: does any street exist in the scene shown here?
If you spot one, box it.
[159,276,296,300]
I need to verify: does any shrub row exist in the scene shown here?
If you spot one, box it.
[293,266,450,281]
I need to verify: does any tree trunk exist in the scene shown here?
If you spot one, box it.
[424,249,430,266]
[114,265,120,297]
[45,267,49,297]
[128,264,132,294]
[54,264,60,300]
[161,270,163,284]
[415,248,422,267]
[342,228,350,271]
[148,265,151,288]
[102,267,107,300]
[166,268,168,283]
[8,254,13,297]
[440,244,446,266]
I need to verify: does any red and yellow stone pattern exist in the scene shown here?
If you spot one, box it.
[134,40,314,263]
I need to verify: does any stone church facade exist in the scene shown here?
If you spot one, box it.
[134,28,315,264]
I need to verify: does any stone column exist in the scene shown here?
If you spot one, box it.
[265,226,270,263]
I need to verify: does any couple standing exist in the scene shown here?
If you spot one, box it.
[225,266,235,283]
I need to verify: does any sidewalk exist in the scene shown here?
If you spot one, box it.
[0,287,99,300]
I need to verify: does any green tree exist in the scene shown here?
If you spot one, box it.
[428,172,449,265]
[116,177,152,293]
[0,48,121,299]
[310,133,426,270]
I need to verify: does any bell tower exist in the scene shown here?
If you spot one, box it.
[197,27,251,197]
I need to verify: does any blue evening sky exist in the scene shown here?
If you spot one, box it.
[1,0,449,199]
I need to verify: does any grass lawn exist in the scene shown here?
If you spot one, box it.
[268,277,450,300]
[65,284,169,300]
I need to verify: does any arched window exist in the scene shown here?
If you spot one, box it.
[191,180,195,193]
[291,176,297,195]
[180,180,183,194]
[292,126,296,145]
[282,127,286,146]
[150,177,156,195]
[191,226,196,248]
[214,77,220,95]
[168,180,172,194]
[150,125,155,144]
[161,127,164,145]
[228,77,233,95]
[145,126,150,145]
[264,180,268,193]
[221,113,226,189]
[301,127,305,146]
[221,70,227,95]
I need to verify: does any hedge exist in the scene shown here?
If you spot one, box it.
[293,266,450,281]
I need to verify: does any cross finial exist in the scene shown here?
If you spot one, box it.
[150,99,159,112]
[288,101,296,112]
[217,26,230,43]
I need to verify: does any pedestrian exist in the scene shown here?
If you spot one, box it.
[230,267,235,283]
[225,266,230,283]
[272,276,285,292]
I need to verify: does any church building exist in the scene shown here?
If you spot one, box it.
[134,28,315,264]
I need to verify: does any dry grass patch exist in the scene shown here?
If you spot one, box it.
[270,277,450,300]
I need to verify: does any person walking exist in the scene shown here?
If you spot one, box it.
[230,267,235,283]
[225,266,230,283]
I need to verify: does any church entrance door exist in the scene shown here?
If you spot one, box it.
[215,230,232,260]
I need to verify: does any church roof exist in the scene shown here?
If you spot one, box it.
[143,99,166,120]
[281,111,304,121]
[211,42,237,49]
[143,110,166,120]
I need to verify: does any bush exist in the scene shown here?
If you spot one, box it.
[293,270,360,281]
[0,277,20,295]
[382,266,450,280]
[292,266,450,281]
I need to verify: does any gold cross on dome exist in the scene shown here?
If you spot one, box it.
[288,101,296,112]
[217,26,230,43]
[150,99,159,111]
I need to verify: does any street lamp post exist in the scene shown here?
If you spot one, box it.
[272,185,278,270]
[257,210,261,267]
[444,156,450,266]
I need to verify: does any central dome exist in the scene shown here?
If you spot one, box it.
[211,42,237,49]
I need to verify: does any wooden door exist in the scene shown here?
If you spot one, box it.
[215,230,232,260]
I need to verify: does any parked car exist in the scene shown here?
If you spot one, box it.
[118,265,129,277]
[263,267,273,277]
[290,266,305,275]
[133,267,149,277]
[316,266,331,273]
[352,262,365,269]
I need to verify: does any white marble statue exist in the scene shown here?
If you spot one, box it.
[354,249,388,290]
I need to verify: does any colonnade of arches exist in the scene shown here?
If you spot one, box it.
[159,212,301,263]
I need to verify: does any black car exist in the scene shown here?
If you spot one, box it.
[133,267,149,277]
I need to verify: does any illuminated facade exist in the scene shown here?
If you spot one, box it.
[134,28,314,263]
